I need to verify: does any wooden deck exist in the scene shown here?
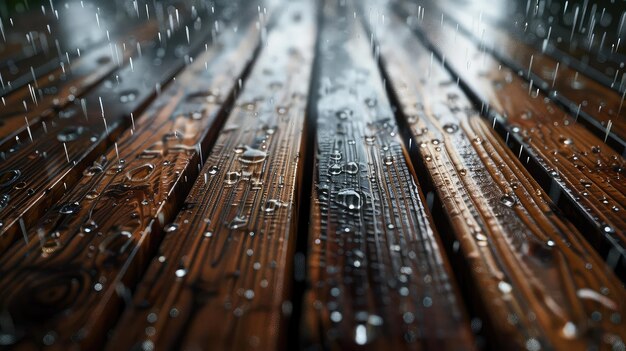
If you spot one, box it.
[0,0,625,350]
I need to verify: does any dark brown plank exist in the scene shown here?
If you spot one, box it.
[0,5,212,253]
[371,6,626,350]
[106,2,316,350]
[302,2,474,350]
[0,9,261,351]
[396,2,626,277]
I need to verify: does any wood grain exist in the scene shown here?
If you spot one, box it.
[302,2,475,350]
[0,8,261,351]
[106,2,316,350]
[369,6,626,350]
[426,0,626,153]
[395,2,626,278]
[0,5,212,254]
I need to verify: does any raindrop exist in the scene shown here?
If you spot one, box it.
[500,194,516,207]
[59,202,80,214]
[337,189,362,210]
[343,162,358,174]
[443,123,459,133]
[119,89,139,103]
[328,164,342,175]
[335,108,353,120]
[0,169,20,187]
[57,126,85,142]
[126,164,154,182]
[224,171,241,185]
[238,146,267,164]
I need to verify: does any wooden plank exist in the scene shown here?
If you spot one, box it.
[106,2,316,350]
[0,6,213,253]
[427,0,626,154]
[0,12,261,349]
[0,20,159,143]
[369,6,626,350]
[396,3,626,278]
[302,2,474,350]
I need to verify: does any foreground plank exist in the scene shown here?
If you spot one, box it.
[107,3,316,350]
[302,3,475,350]
[0,6,211,252]
[396,3,626,277]
[0,10,262,350]
[370,7,626,350]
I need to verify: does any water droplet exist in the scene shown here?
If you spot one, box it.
[224,171,241,185]
[443,123,459,133]
[329,150,342,161]
[383,155,394,165]
[500,194,516,208]
[559,137,573,145]
[328,164,342,175]
[208,166,219,175]
[0,169,20,187]
[59,202,80,214]
[119,89,139,103]
[263,199,282,213]
[498,281,513,294]
[175,268,187,278]
[229,216,247,229]
[335,108,353,120]
[238,146,267,164]
[57,126,85,142]
[343,162,359,174]
[126,164,154,182]
[337,189,362,210]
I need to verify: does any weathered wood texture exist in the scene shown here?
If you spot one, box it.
[396,2,626,277]
[106,3,315,350]
[369,6,626,350]
[303,2,474,350]
[0,9,261,350]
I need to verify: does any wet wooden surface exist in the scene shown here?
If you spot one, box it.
[0,0,625,350]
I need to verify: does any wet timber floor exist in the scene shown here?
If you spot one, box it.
[0,0,625,350]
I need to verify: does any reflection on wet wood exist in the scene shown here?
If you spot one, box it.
[427,0,626,153]
[0,11,260,350]
[0,5,211,253]
[371,8,626,350]
[396,3,626,277]
[0,20,158,144]
[0,1,153,97]
[107,3,314,350]
[303,2,474,350]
